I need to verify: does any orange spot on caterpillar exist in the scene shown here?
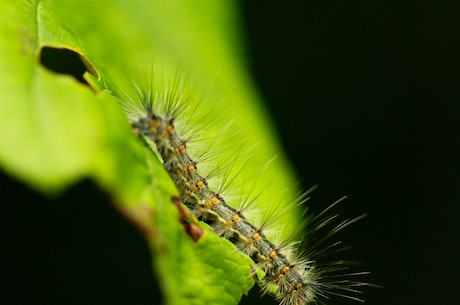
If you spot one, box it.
[232,214,241,223]
[278,266,290,279]
[181,164,196,175]
[206,196,220,209]
[151,118,160,127]
[196,180,206,190]
[292,283,302,293]
[174,144,186,154]
[282,266,290,273]
[149,119,160,134]
[163,124,174,136]
[252,232,261,241]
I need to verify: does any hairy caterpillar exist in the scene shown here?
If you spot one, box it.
[113,70,369,305]
[0,0,370,303]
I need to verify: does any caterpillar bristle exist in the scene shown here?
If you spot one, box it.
[115,69,369,305]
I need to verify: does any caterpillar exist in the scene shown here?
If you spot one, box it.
[116,71,368,305]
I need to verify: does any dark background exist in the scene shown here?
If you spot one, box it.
[3,1,459,305]
[239,1,460,305]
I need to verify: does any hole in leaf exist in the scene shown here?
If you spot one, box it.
[39,46,98,87]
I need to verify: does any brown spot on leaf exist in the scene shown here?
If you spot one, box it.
[172,196,203,242]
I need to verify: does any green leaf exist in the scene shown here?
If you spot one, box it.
[0,1,302,304]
